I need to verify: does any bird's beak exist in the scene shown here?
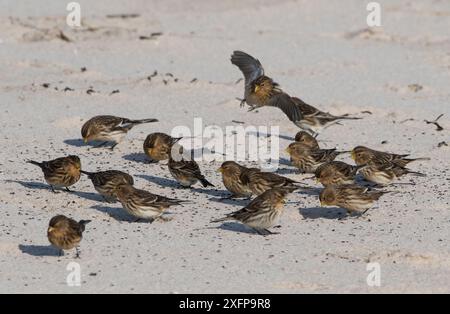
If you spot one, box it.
[48,227,54,232]
[254,85,260,93]
[217,167,223,173]
[320,200,324,206]
[83,138,88,144]
[315,178,319,183]
[351,151,356,160]
[285,148,290,154]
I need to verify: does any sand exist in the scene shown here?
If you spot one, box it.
[0,0,449,293]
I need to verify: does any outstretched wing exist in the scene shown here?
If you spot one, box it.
[231,51,264,85]
[266,93,304,123]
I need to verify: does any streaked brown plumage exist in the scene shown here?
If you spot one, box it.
[81,170,134,202]
[352,146,430,168]
[240,168,307,196]
[143,132,181,162]
[211,187,295,235]
[319,184,388,215]
[294,131,320,149]
[47,215,91,257]
[358,162,426,186]
[231,50,360,137]
[218,161,259,198]
[168,145,214,188]
[286,142,349,173]
[81,115,158,150]
[115,184,186,221]
[27,155,81,192]
[315,161,364,187]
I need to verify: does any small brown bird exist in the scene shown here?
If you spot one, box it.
[218,161,260,198]
[231,51,360,136]
[143,132,182,162]
[115,184,185,222]
[286,143,349,173]
[27,155,81,192]
[81,115,158,150]
[211,187,295,235]
[240,168,307,196]
[168,145,214,188]
[319,184,389,215]
[47,215,91,257]
[81,170,134,202]
[315,161,364,187]
[358,162,426,186]
[352,146,430,168]
[294,131,320,149]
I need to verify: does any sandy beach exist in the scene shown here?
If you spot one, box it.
[0,0,449,293]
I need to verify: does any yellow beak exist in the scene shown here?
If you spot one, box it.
[83,138,88,144]
[254,85,260,93]
[48,227,54,232]
[351,151,356,160]
[217,167,223,173]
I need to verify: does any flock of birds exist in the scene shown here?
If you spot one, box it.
[26,51,428,257]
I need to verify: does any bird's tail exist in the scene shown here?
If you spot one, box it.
[80,170,94,176]
[407,170,427,177]
[78,220,91,232]
[129,118,159,124]
[335,114,362,120]
[406,157,431,163]
[199,177,215,188]
[27,160,43,168]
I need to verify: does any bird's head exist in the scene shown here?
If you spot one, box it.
[352,146,372,165]
[295,131,319,149]
[319,186,338,206]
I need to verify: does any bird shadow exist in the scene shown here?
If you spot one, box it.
[190,187,229,198]
[207,194,250,206]
[299,206,347,220]
[7,180,50,191]
[90,204,138,222]
[216,222,261,235]
[72,191,104,202]
[136,174,179,188]
[122,153,152,164]
[64,138,114,148]
[18,244,61,257]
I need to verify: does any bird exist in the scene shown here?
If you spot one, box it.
[115,184,186,222]
[294,131,320,149]
[352,146,430,168]
[81,169,134,202]
[319,184,389,216]
[285,143,349,173]
[231,50,360,136]
[358,162,426,186]
[143,132,182,162]
[168,145,214,188]
[81,115,158,150]
[47,215,91,258]
[217,161,260,198]
[211,187,295,235]
[314,161,365,187]
[240,168,308,196]
[27,155,81,192]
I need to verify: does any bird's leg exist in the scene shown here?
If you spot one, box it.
[156,216,173,222]
[50,186,57,193]
[75,247,80,259]
[65,187,73,193]
[59,249,64,257]
[237,98,246,108]
[263,228,280,235]
[247,105,257,112]
[110,142,118,151]
[93,141,109,148]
